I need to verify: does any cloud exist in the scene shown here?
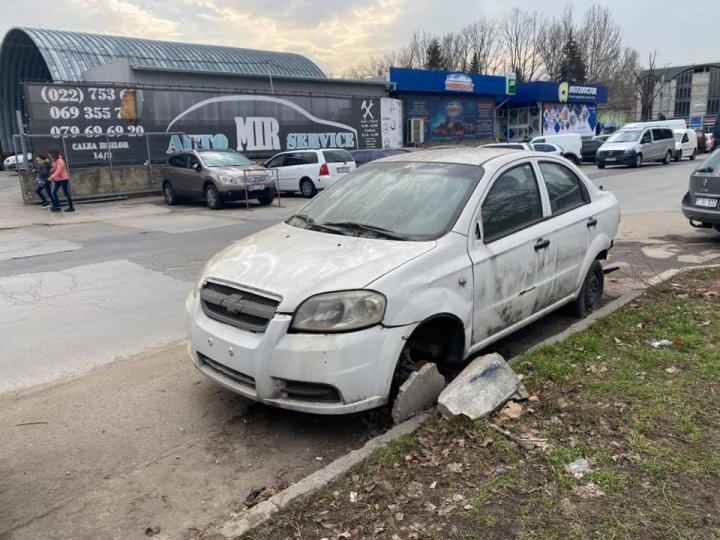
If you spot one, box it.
[64,0,180,40]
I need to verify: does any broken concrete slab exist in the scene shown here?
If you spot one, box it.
[391,363,445,424]
[437,353,527,420]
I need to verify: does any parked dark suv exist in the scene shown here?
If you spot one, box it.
[681,149,720,232]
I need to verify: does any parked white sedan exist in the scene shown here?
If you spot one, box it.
[186,148,619,414]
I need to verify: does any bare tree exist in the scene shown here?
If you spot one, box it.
[461,18,501,74]
[441,31,469,71]
[579,4,622,83]
[499,8,544,82]
[537,6,574,81]
[634,51,664,121]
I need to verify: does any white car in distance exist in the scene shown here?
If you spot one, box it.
[186,148,620,414]
[263,149,356,198]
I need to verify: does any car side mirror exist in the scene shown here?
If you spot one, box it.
[194,164,202,172]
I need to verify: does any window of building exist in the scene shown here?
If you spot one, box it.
[674,70,692,118]
[708,67,720,115]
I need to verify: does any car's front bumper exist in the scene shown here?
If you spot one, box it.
[681,192,720,225]
[596,152,635,166]
[218,185,276,200]
[185,292,413,414]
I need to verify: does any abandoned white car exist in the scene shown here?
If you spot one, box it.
[185,148,620,414]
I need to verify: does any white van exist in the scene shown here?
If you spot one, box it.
[596,126,676,168]
[623,119,687,131]
[530,134,582,164]
[672,129,698,161]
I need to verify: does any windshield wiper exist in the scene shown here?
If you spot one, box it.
[288,214,353,236]
[321,221,408,240]
[696,167,715,173]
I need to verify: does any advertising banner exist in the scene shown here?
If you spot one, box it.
[405,95,495,142]
[542,102,597,136]
[23,83,403,166]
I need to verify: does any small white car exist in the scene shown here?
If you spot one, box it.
[2,152,32,171]
[531,134,582,164]
[186,148,620,414]
[263,149,356,198]
[672,129,698,161]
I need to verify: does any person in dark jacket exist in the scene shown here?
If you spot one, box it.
[713,117,720,151]
[33,154,52,207]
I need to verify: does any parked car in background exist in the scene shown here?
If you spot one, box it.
[350,148,411,166]
[531,134,582,164]
[186,147,619,414]
[264,149,355,198]
[530,142,563,156]
[672,129,698,161]
[681,149,720,232]
[695,131,708,153]
[2,152,32,171]
[161,149,276,210]
[580,135,610,163]
[596,125,675,168]
[481,142,533,150]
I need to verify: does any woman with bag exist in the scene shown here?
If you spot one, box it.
[33,154,52,207]
[48,150,75,212]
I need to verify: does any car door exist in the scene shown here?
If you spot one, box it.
[299,151,320,181]
[166,154,189,193]
[468,160,556,345]
[186,153,204,195]
[535,160,594,304]
[639,129,653,159]
[264,154,290,190]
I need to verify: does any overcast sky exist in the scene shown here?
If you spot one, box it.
[0,0,717,75]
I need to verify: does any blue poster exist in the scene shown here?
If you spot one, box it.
[406,96,495,141]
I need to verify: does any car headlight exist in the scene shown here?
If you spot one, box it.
[219,175,240,185]
[291,291,386,333]
[623,149,634,154]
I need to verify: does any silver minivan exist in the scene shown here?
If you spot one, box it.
[596,127,675,168]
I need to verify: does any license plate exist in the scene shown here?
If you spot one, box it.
[336,166,350,173]
[605,157,617,162]
[248,184,264,191]
[695,197,718,208]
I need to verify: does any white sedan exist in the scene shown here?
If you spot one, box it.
[2,152,32,171]
[186,148,620,414]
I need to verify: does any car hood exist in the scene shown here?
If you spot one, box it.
[211,165,267,175]
[599,142,635,151]
[200,223,437,311]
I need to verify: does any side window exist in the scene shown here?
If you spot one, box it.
[533,144,553,152]
[481,163,543,243]
[682,133,689,143]
[539,162,590,215]
[534,138,545,144]
[188,155,200,169]
[302,152,319,164]
[283,153,302,166]
[641,130,652,144]
[168,155,186,168]
[265,155,285,168]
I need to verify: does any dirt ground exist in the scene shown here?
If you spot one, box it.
[248,269,720,540]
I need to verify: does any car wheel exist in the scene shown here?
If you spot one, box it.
[632,153,643,168]
[257,194,274,205]
[690,149,697,160]
[162,181,177,206]
[673,151,680,162]
[299,178,317,198]
[662,150,672,165]
[205,184,223,210]
[714,224,720,233]
[597,163,606,169]
[571,260,604,318]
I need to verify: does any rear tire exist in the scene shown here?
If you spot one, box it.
[597,163,606,169]
[163,181,177,206]
[673,151,680,162]
[205,184,223,210]
[662,150,672,165]
[690,149,697,160]
[571,260,604,318]
[299,178,317,198]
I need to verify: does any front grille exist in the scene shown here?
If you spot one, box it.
[601,150,625,158]
[199,353,256,388]
[200,281,279,333]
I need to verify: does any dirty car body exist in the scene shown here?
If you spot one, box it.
[682,149,720,231]
[185,148,620,414]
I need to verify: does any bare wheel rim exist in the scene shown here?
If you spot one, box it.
[164,185,173,204]
[301,180,313,197]
[584,270,602,311]
[206,187,216,206]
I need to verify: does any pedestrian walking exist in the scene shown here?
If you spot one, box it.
[33,154,52,207]
[48,150,75,212]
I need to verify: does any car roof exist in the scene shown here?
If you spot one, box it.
[376,147,536,167]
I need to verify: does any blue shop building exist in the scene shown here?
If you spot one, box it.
[388,67,507,145]
[499,81,609,141]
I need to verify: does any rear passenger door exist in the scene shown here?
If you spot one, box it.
[536,160,594,304]
[167,154,189,193]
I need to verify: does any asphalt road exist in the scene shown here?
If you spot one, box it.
[2,156,719,538]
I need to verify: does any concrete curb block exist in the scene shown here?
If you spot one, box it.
[213,412,429,538]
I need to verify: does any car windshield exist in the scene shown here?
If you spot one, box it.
[696,150,720,173]
[607,130,641,143]
[287,162,482,240]
[200,151,252,167]
[674,133,684,142]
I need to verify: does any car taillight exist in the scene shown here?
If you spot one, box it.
[319,163,329,176]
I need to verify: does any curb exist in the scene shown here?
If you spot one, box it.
[211,263,720,538]
[211,413,429,538]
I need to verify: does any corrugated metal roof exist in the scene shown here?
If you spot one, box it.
[0,27,325,150]
[18,28,326,80]
[639,62,720,81]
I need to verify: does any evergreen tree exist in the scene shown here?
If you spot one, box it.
[558,30,587,82]
[469,52,479,74]
[425,39,444,71]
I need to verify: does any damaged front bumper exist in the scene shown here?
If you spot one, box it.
[185,293,413,414]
